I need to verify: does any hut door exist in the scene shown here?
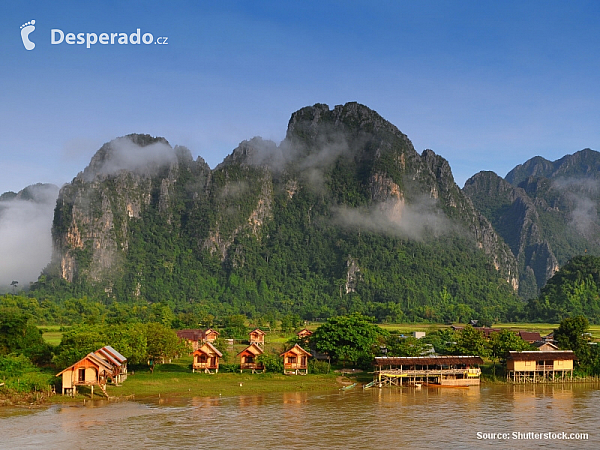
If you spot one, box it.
[301,356,307,366]
[210,357,216,367]
[78,368,85,382]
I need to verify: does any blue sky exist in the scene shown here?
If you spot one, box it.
[2,1,600,195]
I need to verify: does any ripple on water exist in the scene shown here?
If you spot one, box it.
[1,385,599,449]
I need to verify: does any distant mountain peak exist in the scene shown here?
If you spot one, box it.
[506,148,600,186]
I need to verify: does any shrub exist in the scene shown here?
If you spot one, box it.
[257,353,283,373]
[219,363,240,373]
[309,359,330,374]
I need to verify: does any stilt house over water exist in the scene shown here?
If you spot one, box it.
[374,356,483,386]
[506,351,576,383]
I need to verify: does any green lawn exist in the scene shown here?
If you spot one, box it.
[105,357,339,399]
[379,323,450,334]
[493,323,600,340]
[38,326,64,346]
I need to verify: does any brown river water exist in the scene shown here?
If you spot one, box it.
[1,384,599,449]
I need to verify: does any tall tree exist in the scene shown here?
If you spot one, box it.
[311,313,388,366]
[451,325,490,357]
[555,315,592,365]
[146,323,188,369]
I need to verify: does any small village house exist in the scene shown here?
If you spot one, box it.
[506,350,576,382]
[204,328,220,343]
[177,329,206,352]
[517,331,542,344]
[237,343,264,373]
[281,344,311,375]
[373,356,483,386]
[297,328,313,339]
[56,353,115,397]
[192,342,223,373]
[249,328,266,347]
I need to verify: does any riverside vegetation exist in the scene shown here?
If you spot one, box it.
[5,103,600,400]
[3,303,600,404]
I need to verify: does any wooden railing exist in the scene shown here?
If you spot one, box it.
[378,368,481,376]
[241,363,264,370]
[284,363,307,370]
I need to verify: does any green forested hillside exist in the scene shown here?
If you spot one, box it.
[29,103,523,323]
[464,149,600,300]
[527,255,600,323]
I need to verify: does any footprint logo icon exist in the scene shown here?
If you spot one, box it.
[20,20,36,50]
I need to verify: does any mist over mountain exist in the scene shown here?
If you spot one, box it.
[32,103,523,323]
[0,183,59,288]
[10,103,596,323]
[464,149,600,300]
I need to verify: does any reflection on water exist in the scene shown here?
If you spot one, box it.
[1,384,599,449]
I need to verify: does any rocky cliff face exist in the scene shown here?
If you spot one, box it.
[464,149,600,299]
[463,171,558,298]
[52,134,210,284]
[280,103,519,289]
[46,103,523,320]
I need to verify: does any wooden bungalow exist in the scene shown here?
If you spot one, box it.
[192,342,223,373]
[94,345,128,384]
[56,353,115,397]
[281,344,311,375]
[237,343,264,373]
[177,329,206,352]
[249,328,266,347]
[297,328,313,339]
[204,328,220,343]
[518,331,542,343]
[373,356,483,386]
[506,350,576,383]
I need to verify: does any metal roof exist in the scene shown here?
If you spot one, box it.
[96,348,121,367]
[103,345,127,363]
[374,355,484,366]
[507,350,576,361]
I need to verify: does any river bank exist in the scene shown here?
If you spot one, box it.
[1,359,357,407]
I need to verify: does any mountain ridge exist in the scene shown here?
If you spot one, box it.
[30,102,523,323]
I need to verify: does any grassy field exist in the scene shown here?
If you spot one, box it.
[39,326,64,346]
[494,323,600,340]
[102,357,342,400]
[378,322,600,340]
